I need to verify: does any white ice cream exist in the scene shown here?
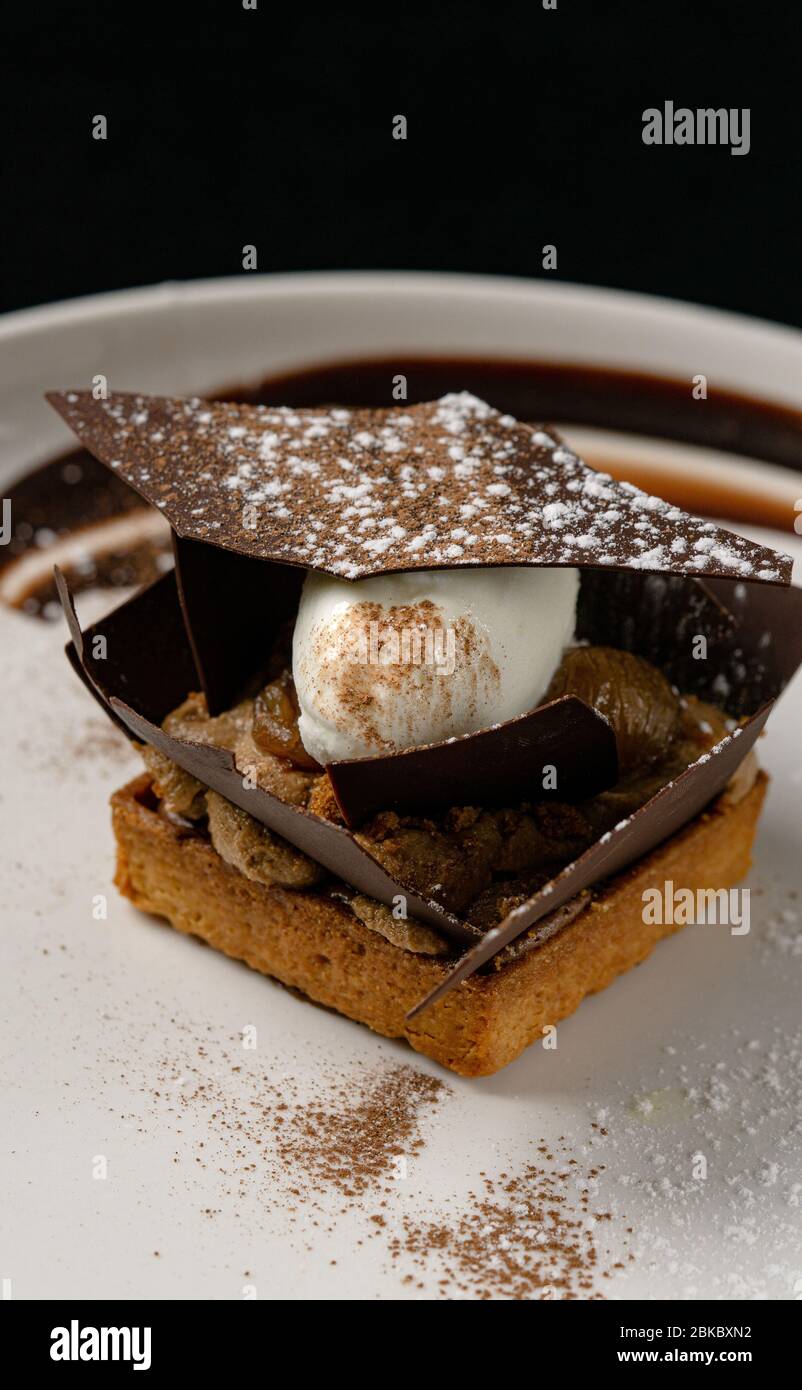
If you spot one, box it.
[292,565,579,765]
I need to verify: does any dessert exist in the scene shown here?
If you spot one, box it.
[50,388,802,1075]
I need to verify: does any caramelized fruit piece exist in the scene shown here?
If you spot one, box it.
[252,670,320,770]
[546,646,680,775]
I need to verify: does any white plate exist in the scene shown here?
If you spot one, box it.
[1,273,801,1301]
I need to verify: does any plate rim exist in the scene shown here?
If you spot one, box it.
[2,268,801,357]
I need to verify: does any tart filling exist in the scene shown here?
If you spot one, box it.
[140,639,751,953]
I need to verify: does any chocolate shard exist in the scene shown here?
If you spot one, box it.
[698,575,802,715]
[328,695,619,828]
[407,575,802,1018]
[54,565,197,736]
[172,534,304,715]
[46,389,792,585]
[54,566,136,739]
[406,707,771,1019]
[576,570,736,695]
[576,570,791,718]
[55,569,477,947]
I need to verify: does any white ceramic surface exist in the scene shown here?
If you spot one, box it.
[1,274,801,1301]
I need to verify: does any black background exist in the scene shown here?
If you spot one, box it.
[1,0,799,326]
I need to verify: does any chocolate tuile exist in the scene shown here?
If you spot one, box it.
[46,389,792,585]
[407,708,771,1018]
[408,575,802,1015]
[576,571,735,700]
[328,696,619,827]
[172,533,304,714]
[55,566,196,736]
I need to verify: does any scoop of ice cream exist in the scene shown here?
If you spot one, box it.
[292,566,579,764]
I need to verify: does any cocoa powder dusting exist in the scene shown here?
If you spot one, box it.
[390,1135,632,1299]
[121,1019,633,1297]
[149,1036,447,1219]
[272,1065,445,1200]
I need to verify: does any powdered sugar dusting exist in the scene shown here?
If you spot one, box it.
[48,390,792,584]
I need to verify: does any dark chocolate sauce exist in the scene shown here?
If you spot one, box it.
[229,355,802,476]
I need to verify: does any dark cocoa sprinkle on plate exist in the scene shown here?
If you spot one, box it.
[116,1017,633,1297]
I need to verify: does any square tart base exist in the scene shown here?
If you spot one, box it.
[111,771,767,1077]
